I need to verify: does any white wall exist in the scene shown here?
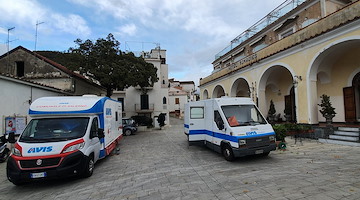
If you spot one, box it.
[0,78,65,134]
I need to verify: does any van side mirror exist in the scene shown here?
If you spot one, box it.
[98,129,105,138]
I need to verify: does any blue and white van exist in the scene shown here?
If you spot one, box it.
[7,95,123,185]
[184,97,276,161]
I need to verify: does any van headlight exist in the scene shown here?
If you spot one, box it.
[239,139,246,147]
[269,135,275,142]
[12,147,22,157]
[62,139,85,154]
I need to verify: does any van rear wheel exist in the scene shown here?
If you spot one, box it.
[222,144,235,161]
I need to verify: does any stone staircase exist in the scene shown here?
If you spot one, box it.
[319,127,360,147]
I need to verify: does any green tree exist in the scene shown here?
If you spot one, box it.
[69,33,158,96]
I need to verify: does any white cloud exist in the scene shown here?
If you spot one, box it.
[51,14,91,36]
[116,24,137,36]
[0,0,91,37]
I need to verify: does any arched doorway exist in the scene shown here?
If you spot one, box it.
[213,85,225,98]
[308,39,360,124]
[203,89,209,100]
[284,87,296,122]
[230,78,250,97]
[259,65,295,121]
[344,72,360,122]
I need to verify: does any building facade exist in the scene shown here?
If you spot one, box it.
[199,0,360,124]
[112,47,170,127]
[0,46,106,96]
[168,79,196,118]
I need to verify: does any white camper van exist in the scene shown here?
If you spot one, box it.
[184,97,276,161]
[7,95,123,185]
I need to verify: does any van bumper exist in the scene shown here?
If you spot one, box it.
[233,143,277,157]
[7,151,87,185]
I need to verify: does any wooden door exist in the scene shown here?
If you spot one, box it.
[343,87,356,122]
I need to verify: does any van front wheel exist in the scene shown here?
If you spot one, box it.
[83,155,94,178]
[222,144,235,161]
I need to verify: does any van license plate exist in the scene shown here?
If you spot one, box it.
[30,172,47,179]
[255,150,263,154]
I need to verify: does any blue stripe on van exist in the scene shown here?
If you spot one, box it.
[189,129,275,142]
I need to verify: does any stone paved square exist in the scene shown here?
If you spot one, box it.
[0,117,360,200]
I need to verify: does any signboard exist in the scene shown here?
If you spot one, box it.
[4,116,27,135]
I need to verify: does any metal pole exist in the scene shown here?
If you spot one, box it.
[35,21,44,52]
[7,27,15,73]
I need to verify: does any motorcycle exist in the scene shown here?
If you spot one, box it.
[0,135,10,163]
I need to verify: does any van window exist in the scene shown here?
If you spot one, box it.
[214,111,224,130]
[19,117,89,142]
[190,107,204,119]
[90,118,99,138]
[222,105,266,127]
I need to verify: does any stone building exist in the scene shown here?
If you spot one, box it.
[199,0,360,124]
[0,46,106,96]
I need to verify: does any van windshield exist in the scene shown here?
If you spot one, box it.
[221,105,267,127]
[19,117,89,143]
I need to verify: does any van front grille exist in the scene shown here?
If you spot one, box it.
[20,157,61,169]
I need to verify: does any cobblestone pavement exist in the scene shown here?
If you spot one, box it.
[1,117,360,200]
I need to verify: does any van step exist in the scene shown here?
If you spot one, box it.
[319,139,360,147]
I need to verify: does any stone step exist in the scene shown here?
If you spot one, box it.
[338,127,360,132]
[334,130,360,137]
[329,134,359,142]
[319,138,360,147]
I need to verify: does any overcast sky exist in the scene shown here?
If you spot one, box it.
[0,0,285,86]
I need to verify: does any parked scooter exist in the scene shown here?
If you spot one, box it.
[0,134,10,162]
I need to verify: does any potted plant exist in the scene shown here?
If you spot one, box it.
[318,94,336,124]
[268,100,276,123]
[272,124,287,150]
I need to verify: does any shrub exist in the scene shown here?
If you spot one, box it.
[131,115,153,127]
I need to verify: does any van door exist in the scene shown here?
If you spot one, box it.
[211,110,226,149]
[187,102,206,144]
[89,117,101,161]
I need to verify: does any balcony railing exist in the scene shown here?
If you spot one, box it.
[135,104,154,113]
[215,0,306,60]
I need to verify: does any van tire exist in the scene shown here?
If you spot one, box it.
[83,155,94,178]
[222,144,235,161]
[124,129,132,136]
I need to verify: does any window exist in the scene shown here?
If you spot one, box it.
[214,110,224,130]
[16,61,24,77]
[190,107,204,119]
[163,97,167,104]
[117,98,124,111]
[222,105,266,127]
[175,98,180,104]
[90,118,99,138]
[279,28,294,39]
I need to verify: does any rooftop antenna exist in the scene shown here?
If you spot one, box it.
[7,26,15,73]
[34,21,44,52]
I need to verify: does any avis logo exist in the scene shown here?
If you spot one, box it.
[106,108,112,115]
[28,146,53,153]
[246,131,257,136]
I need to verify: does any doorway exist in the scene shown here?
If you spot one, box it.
[344,72,360,123]
[284,87,296,122]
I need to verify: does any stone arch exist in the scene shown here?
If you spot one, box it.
[258,64,295,121]
[230,77,250,97]
[212,85,226,98]
[203,89,209,100]
[307,38,360,124]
